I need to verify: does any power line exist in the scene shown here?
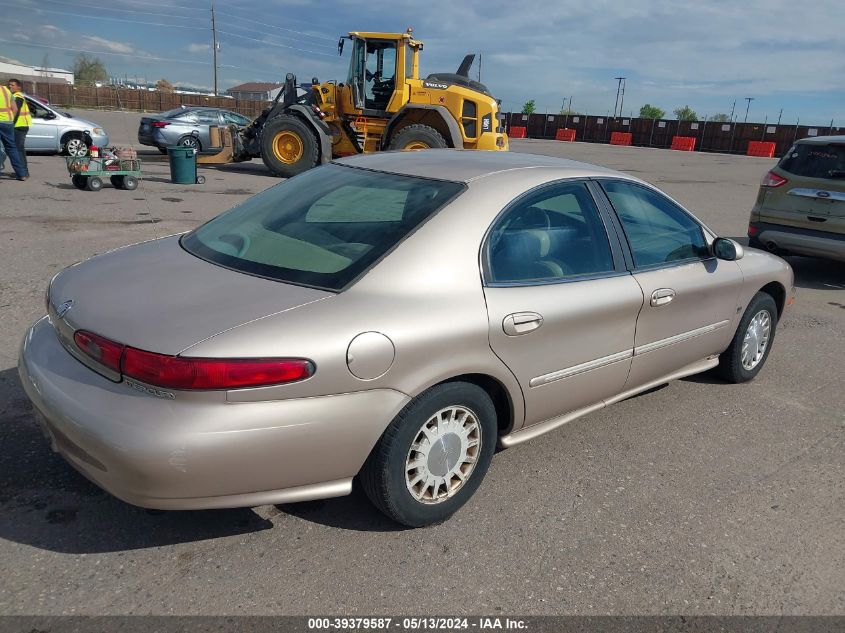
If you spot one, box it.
[210,19,336,50]
[30,8,206,29]
[0,38,283,77]
[216,29,336,57]
[215,8,337,41]
[40,0,196,21]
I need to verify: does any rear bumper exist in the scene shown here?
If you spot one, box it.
[749,221,845,262]
[18,316,410,510]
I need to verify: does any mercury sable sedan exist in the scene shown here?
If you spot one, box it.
[19,151,794,527]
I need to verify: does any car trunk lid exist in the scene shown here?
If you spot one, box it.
[48,235,331,376]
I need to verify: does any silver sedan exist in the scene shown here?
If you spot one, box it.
[18,151,794,527]
[137,106,251,152]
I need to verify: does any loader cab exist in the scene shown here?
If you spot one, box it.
[343,31,421,115]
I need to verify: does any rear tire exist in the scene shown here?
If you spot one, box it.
[157,147,168,155]
[388,124,448,151]
[110,175,124,189]
[177,135,201,151]
[71,175,87,189]
[86,176,103,192]
[718,292,778,383]
[123,175,138,190]
[360,382,497,527]
[260,115,320,178]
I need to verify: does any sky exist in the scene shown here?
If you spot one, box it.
[1,0,843,126]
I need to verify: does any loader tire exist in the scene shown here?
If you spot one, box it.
[260,115,320,178]
[388,124,448,151]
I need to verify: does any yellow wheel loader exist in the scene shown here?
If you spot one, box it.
[203,29,509,177]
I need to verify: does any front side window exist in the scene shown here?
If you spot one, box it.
[222,111,250,126]
[601,180,709,268]
[182,165,465,291]
[486,181,616,283]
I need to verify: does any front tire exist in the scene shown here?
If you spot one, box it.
[260,115,320,178]
[388,124,448,151]
[62,135,89,157]
[361,382,497,527]
[86,176,103,192]
[718,292,778,383]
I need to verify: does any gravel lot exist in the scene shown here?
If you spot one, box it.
[0,109,842,615]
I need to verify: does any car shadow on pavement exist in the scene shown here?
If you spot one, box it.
[0,367,273,554]
[274,483,409,533]
[786,256,845,291]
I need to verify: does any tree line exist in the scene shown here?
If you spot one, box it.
[521,99,731,122]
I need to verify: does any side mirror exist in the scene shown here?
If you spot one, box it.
[337,37,345,56]
[713,237,744,261]
[44,112,57,120]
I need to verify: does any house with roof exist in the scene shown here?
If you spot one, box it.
[226,82,285,101]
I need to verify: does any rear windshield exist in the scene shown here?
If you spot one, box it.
[779,143,845,179]
[181,164,465,291]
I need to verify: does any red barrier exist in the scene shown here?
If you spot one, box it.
[509,126,527,139]
[747,141,776,158]
[610,132,632,146]
[555,128,576,141]
[670,136,696,151]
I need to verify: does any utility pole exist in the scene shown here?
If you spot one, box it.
[211,3,219,96]
[777,108,783,125]
[743,97,754,123]
[729,99,736,122]
[613,77,626,118]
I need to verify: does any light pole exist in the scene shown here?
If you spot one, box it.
[743,97,754,123]
[613,77,626,118]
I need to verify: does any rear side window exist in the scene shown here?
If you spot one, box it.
[182,165,464,291]
[779,143,845,179]
[486,181,616,283]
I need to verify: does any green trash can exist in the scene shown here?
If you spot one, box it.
[166,146,205,184]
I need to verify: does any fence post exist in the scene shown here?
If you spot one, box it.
[700,118,707,152]
[648,118,656,147]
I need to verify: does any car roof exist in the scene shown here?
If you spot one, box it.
[334,149,626,183]
[795,135,845,145]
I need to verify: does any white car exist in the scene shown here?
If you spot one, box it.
[23,96,109,156]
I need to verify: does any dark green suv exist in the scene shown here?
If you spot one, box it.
[748,136,845,262]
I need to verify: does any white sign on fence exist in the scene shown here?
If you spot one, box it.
[623,119,630,125]
[572,117,580,123]
[808,128,818,136]
[766,126,776,133]
[548,116,554,121]
[721,124,731,131]
[690,123,699,130]
[597,118,604,124]
[658,121,666,128]
[522,114,528,121]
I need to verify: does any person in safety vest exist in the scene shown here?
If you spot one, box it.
[0,83,27,180]
[8,79,30,174]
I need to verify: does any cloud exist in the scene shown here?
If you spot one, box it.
[81,36,135,54]
[186,43,211,54]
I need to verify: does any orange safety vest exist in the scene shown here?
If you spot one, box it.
[12,91,31,128]
[0,86,15,123]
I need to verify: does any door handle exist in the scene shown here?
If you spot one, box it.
[502,312,543,336]
[650,288,675,307]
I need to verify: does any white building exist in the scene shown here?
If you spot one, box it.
[0,58,74,84]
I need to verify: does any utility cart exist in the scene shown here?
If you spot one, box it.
[66,155,142,192]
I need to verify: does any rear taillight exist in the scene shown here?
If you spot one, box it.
[748,224,759,237]
[122,347,314,390]
[151,121,170,128]
[761,170,787,187]
[73,330,313,390]
[74,330,125,373]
